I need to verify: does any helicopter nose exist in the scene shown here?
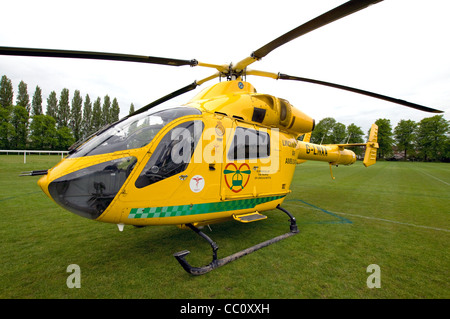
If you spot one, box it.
[37,173,51,197]
[46,156,137,220]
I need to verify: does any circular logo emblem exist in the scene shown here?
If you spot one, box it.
[189,175,205,193]
[215,122,225,136]
[238,82,244,89]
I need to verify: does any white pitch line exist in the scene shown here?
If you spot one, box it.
[416,168,450,186]
[333,211,450,233]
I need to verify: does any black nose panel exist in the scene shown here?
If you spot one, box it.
[48,156,136,219]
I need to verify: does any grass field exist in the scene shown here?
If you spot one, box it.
[0,155,449,299]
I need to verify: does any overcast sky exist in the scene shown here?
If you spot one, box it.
[1,0,449,133]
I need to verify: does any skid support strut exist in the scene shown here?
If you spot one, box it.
[173,205,299,275]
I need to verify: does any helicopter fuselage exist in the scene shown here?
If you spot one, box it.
[37,80,361,228]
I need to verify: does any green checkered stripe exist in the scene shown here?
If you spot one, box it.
[128,195,285,219]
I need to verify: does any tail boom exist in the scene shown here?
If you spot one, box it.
[296,142,356,165]
[296,124,378,167]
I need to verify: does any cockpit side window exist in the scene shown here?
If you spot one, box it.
[69,107,201,158]
[135,120,204,188]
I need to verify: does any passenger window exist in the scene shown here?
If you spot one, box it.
[228,127,270,160]
[135,120,204,188]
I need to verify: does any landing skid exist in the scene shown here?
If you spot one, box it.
[173,205,299,275]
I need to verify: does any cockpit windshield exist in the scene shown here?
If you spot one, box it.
[68,107,201,158]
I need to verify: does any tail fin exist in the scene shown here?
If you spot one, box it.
[363,124,379,167]
[334,123,379,167]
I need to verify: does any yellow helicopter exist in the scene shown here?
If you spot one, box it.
[1,0,443,275]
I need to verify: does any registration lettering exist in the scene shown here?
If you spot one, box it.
[305,144,328,156]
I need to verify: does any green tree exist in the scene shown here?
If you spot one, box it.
[58,88,70,128]
[374,118,394,159]
[16,80,30,114]
[10,105,29,149]
[102,95,111,126]
[0,76,14,148]
[29,114,57,150]
[415,115,449,161]
[346,123,364,143]
[443,138,450,162]
[70,90,83,142]
[129,103,135,115]
[0,107,14,148]
[46,91,58,119]
[310,117,336,144]
[56,126,75,150]
[330,122,346,144]
[346,123,364,156]
[110,97,120,122]
[394,119,417,160]
[31,86,43,116]
[92,97,102,131]
[82,94,93,137]
[0,75,14,109]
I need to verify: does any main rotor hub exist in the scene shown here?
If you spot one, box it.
[220,63,245,81]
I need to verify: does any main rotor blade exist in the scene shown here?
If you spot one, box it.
[278,73,443,113]
[128,82,199,117]
[235,0,382,72]
[0,46,198,67]
[252,0,382,60]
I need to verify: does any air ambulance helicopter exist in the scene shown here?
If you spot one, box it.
[0,0,444,275]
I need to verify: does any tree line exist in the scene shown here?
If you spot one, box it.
[311,116,450,162]
[0,74,135,151]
